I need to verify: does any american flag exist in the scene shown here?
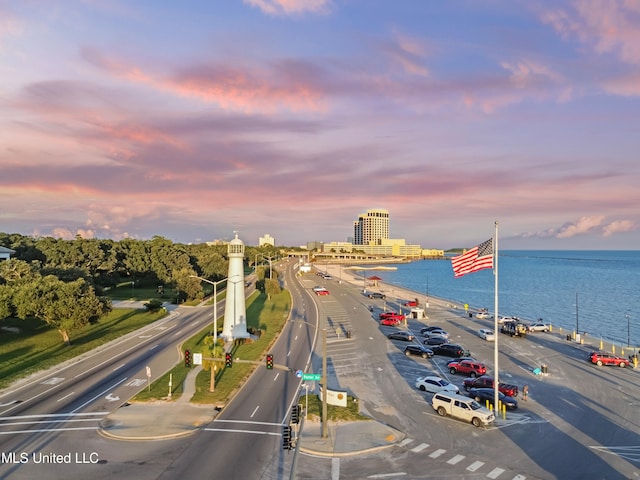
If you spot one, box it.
[451,238,494,278]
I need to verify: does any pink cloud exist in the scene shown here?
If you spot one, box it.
[557,215,606,238]
[243,0,331,16]
[602,219,636,236]
[542,0,640,65]
[81,47,327,113]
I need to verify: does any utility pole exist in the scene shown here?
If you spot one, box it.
[321,328,328,439]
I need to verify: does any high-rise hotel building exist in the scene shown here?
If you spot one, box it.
[354,209,389,245]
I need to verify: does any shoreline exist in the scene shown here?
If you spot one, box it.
[319,264,639,360]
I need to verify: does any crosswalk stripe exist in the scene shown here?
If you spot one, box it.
[487,467,505,478]
[447,454,465,465]
[466,461,484,472]
[429,449,446,458]
[411,443,429,453]
[398,438,414,447]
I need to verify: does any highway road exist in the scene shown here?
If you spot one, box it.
[1,260,638,479]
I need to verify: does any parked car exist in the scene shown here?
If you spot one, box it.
[467,388,518,410]
[432,392,494,427]
[528,322,550,332]
[423,335,450,346]
[463,375,519,397]
[420,326,445,335]
[423,329,449,339]
[448,360,487,377]
[312,285,325,292]
[476,309,492,319]
[404,345,434,359]
[447,357,477,366]
[404,300,419,307]
[387,331,415,342]
[380,317,401,326]
[315,288,330,296]
[431,343,466,358]
[367,292,386,299]
[588,351,629,368]
[498,316,520,324]
[379,312,405,322]
[415,375,459,394]
[478,329,495,341]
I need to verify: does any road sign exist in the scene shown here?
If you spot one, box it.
[146,366,151,377]
[302,373,321,381]
[295,370,303,378]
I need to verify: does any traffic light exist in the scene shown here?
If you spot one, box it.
[184,350,191,368]
[282,425,292,450]
[225,352,232,368]
[266,354,274,369]
[291,404,300,424]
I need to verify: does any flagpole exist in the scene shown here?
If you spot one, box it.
[493,221,499,414]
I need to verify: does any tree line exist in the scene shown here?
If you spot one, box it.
[0,232,286,345]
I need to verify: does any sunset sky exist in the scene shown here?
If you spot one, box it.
[1,0,639,249]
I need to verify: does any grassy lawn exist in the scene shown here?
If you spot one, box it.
[300,394,370,422]
[135,289,292,404]
[0,308,167,390]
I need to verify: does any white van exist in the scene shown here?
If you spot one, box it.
[432,392,495,427]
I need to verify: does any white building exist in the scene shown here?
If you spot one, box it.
[259,234,275,247]
[354,209,389,245]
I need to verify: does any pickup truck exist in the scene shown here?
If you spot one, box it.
[463,375,519,397]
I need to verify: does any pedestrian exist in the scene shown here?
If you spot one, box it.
[523,385,529,401]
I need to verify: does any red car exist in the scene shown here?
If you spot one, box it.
[380,317,401,326]
[588,351,629,367]
[379,312,405,322]
[448,360,487,377]
[404,300,418,307]
[315,289,330,296]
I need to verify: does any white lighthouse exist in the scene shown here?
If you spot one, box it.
[221,232,249,341]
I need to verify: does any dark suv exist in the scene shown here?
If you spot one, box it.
[588,351,628,368]
[367,292,386,299]
[431,343,466,358]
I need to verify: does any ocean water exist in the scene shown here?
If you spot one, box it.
[377,251,640,348]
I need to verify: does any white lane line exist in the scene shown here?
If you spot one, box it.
[487,467,505,478]
[466,461,484,472]
[411,443,429,453]
[367,474,407,479]
[56,392,75,402]
[149,344,159,350]
[398,438,414,447]
[332,457,340,480]
[0,412,107,421]
[447,455,465,465]
[0,427,98,435]
[274,373,280,381]
[287,350,291,357]
[429,448,446,458]
[250,405,260,418]
[113,363,125,371]
[202,428,280,436]
[70,377,128,413]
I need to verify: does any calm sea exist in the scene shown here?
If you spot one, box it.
[378,251,640,348]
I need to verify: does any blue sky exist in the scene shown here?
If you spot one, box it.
[1,0,639,249]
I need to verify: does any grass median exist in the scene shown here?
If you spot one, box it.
[134,289,292,404]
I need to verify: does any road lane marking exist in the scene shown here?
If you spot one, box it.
[202,428,280,436]
[149,344,159,350]
[274,373,280,381]
[70,377,128,413]
[466,460,484,471]
[411,443,429,453]
[487,467,505,478]
[41,377,64,385]
[0,427,99,435]
[429,448,446,458]
[447,455,465,465]
[398,438,414,447]
[332,457,340,480]
[250,405,260,417]
[56,392,74,402]
[113,363,125,371]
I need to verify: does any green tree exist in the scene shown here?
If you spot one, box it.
[265,278,281,300]
[14,276,111,345]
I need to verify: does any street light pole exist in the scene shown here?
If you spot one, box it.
[321,328,328,439]
[626,313,631,347]
[189,275,227,343]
